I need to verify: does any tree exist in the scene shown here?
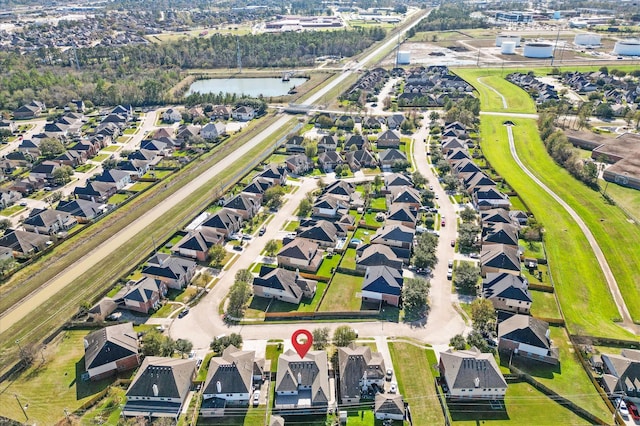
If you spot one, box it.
[458,222,480,250]
[373,174,383,191]
[235,268,253,284]
[594,103,613,119]
[412,170,427,188]
[39,138,66,159]
[402,277,430,319]
[208,244,226,268]
[333,325,357,347]
[312,327,330,350]
[175,339,193,358]
[298,198,312,217]
[0,129,12,143]
[466,330,493,353]
[265,239,279,257]
[471,298,497,337]
[453,262,480,295]
[210,333,243,353]
[449,334,466,350]
[442,174,459,192]
[0,218,11,230]
[0,257,16,276]
[102,157,118,170]
[460,206,477,223]
[52,165,74,185]
[227,277,252,318]
[141,330,174,356]
[264,185,285,209]
[392,159,411,172]
[412,232,438,269]
[304,141,318,158]
[429,111,440,121]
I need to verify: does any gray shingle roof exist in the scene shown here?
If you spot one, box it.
[126,357,196,400]
[440,348,507,392]
[84,322,138,371]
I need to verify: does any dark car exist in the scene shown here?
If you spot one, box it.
[259,227,266,236]
[178,309,189,318]
[233,245,243,252]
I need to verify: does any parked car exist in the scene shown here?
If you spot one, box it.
[233,245,243,252]
[389,382,397,393]
[258,227,266,236]
[441,218,446,227]
[447,269,453,280]
[252,390,260,406]
[242,234,253,241]
[627,401,639,420]
[469,252,480,259]
[178,309,189,318]
[616,398,629,418]
[229,233,242,241]
[450,239,456,247]
[386,369,393,381]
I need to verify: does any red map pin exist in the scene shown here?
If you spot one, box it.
[291,329,313,359]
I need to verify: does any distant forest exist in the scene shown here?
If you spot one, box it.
[0,27,384,110]
[414,3,488,32]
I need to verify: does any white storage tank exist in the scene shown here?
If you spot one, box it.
[501,41,516,54]
[613,39,640,56]
[523,42,554,58]
[574,33,601,46]
[397,50,410,65]
[496,34,521,47]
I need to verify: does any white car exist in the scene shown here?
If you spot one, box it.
[229,233,242,241]
[252,390,260,406]
[389,382,397,394]
[616,398,629,418]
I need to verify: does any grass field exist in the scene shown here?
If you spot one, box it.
[449,381,590,425]
[509,117,640,323]
[265,343,283,373]
[318,273,364,312]
[388,342,444,426]
[0,330,115,425]
[453,69,536,114]
[601,178,640,222]
[317,254,341,278]
[269,282,327,313]
[477,115,634,339]
[508,326,611,422]
[529,290,562,320]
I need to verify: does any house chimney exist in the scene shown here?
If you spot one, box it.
[473,377,480,388]
[297,372,302,384]
[216,381,222,393]
[152,383,159,397]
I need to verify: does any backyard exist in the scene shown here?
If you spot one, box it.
[318,273,364,312]
[0,330,118,425]
[388,342,444,426]
[529,289,561,320]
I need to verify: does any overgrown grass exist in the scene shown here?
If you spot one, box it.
[478,115,633,339]
[388,342,444,426]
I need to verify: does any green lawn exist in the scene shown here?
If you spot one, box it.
[362,212,382,228]
[453,69,536,114]
[0,204,26,217]
[75,163,95,173]
[100,145,120,152]
[370,196,386,210]
[388,342,444,426]
[317,253,341,278]
[352,228,372,244]
[123,127,138,135]
[129,181,154,192]
[143,169,174,179]
[80,386,126,425]
[529,289,561,320]
[283,220,299,231]
[265,343,283,373]
[196,352,215,381]
[198,405,267,426]
[509,117,640,324]
[449,381,589,425]
[478,115,633,339]
[601,178,640,222]
[107,193,130,205]
[318,273,364,312]
[269,282,327,313]
[508,326,611,422]
[518,239,545,259]
[92,153,110,162]
[0,330,116,425]
[339,248,357,270]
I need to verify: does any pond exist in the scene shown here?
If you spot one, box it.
[185,77,308,98]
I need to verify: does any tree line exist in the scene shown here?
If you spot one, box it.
[414,3,488,32]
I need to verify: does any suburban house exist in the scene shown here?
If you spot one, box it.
[56,199,108,223]
[384,173,413,189]
[141,253,197,290]
[386,204,418,229]
[257,165,287,186]
[345,149,377,171]
[374,393,405,421]
[176,124,201,142]
[14,101,46,119]
[482,273,532,314]
[200,208,243,238]
[224,193,261,219]
[94,169,132,190]
[361,266,404,307]
[232,106,255,121]
[344,134,368,151]
[600,349,640,398]
[379,148,407,171]
[30,161,60,181]
[114,277,167,314]
[317,150,344,172]
[0,229,51,258]
[482,223,519,248]
[87,298,118,322]
[0,190,22,209]
[0,119,16,133]
[322,180,355,202]
[209,105,231,120]
[200,345,265,417]
[376,130,401,149]
[253,266,317,305]
[473,186,511,210]
[122,357,197,419]
[285,154,313,175]
[74,181,117,203]
[497,313,558,365]
[162,108,182,123]
[371,224,415,250]
[297,220,339,248]
[18,139,41,157]
[83,322,140,381]
[171,228,223,261]
[22,208,77,235]
[312,194,349,219]
[201,122,227,140]
[277,238,323,273]
[317,135,338,152]
[480,244,521,277]
[481,208,513,227]
[389,186,421,209]
[275,350,330,414]
[285,135,305,153]
[337,342,386,404]
[356,244,404,271]
[439,347,508,400]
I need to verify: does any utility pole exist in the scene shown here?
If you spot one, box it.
[236,37,242,73]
